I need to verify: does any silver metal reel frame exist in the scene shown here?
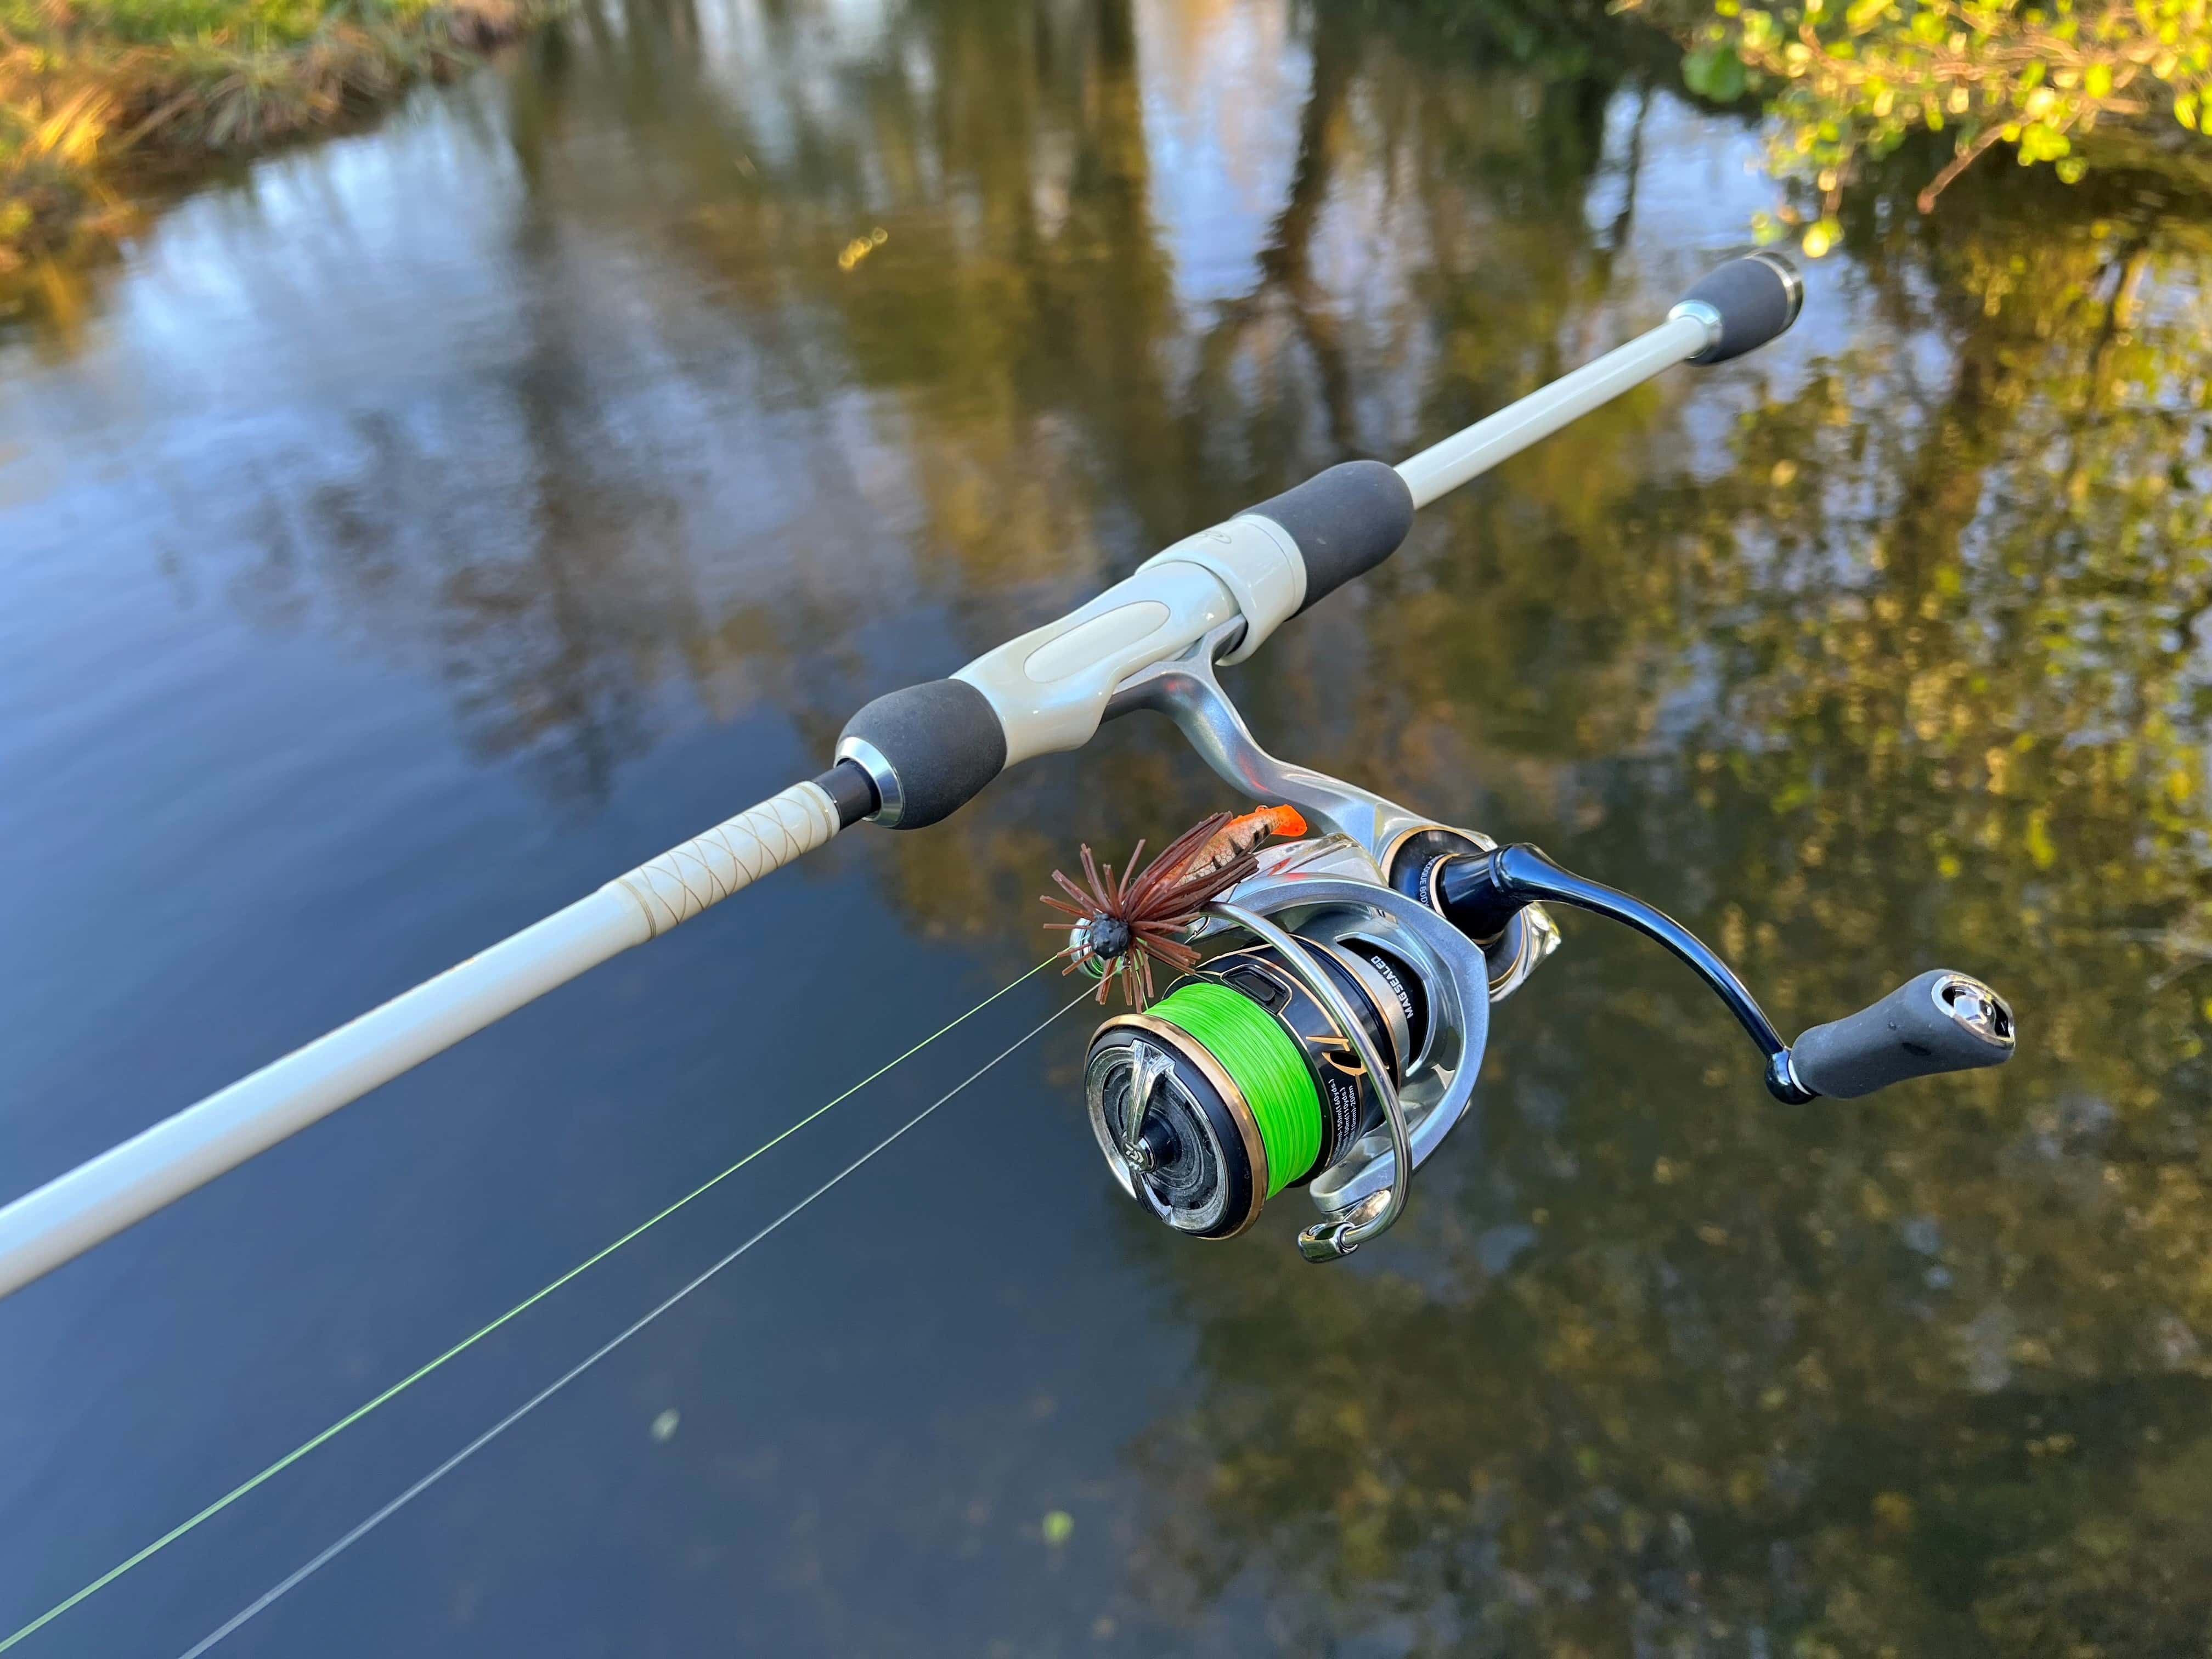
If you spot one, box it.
[1203,873,1492,1259]
[1105,622,1436,863]
[1104,622,1558,1003]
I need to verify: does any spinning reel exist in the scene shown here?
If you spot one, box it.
[1071,625,2017,1262]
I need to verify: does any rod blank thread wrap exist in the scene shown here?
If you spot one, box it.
[1248,460,1417,613]
[838,679,1009,829]
[0,775,850,1300]
[1677,252,1803,364]
[1788,969,2015,1099]
[612,781,840,938]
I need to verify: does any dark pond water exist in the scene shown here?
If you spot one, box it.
[4,1,2211,1653]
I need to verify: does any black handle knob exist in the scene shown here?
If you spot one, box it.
[1675,252,1804,364]
[1787,970,2017,1099]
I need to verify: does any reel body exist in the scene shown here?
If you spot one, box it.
[1071,622,2018,1262]
[1084,839,1495,1256]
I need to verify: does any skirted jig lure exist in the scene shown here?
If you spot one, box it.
[1042,806,1307,1009]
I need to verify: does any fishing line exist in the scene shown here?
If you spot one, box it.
[0,957,1054,1656]
[177,988,1087,1659]
[1146,980,1320,1198]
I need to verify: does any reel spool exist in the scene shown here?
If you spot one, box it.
[1084,929,1425,1238]
[1079,858,1494,1256]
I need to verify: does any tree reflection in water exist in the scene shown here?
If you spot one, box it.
[28,0,2211,1645]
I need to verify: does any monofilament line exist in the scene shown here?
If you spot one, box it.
[177,988,1087,1659]
[0,958,1052,1656]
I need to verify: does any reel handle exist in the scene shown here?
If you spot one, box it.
[1433,846,2017,1103]
[1787,971,2016,1098]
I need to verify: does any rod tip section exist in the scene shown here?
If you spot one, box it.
[1672,252,1803,365]
[1248,461,1416,614]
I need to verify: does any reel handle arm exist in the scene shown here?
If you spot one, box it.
[1437,845,1802,1094]
[1434,846,2015,1102]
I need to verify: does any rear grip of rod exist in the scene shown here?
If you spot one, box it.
[1788,969,2015,1099]
[837,679,1008,830]
[1677,252,1803,365]
[1247,460,1417,613]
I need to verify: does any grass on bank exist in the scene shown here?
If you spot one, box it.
[0,0,545,266]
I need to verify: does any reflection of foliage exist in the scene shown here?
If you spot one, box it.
[1109,102,2212,1657]
[62,0,2212,1640]
[388,4,2212,1642]
[650,13,2212,1634]
[1348,0,1666,80]
[1632,0,2212,255]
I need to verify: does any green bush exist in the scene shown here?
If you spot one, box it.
[1630,1,2212,255]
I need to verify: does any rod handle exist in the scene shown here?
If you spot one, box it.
[1248,460,1417,613]
[1787,970,2016,1099]
[837,680,1008,828]
[1672,252,1803,365]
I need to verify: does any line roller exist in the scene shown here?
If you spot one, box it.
[0,250,2013,1294]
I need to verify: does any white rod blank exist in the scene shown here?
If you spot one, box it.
[1394,311,1713,509]
[0,893,645,1301]
[0,782,842,1300]
[0,308,1725,1304]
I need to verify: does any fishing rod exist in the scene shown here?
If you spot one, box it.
[0,251,2013,1295]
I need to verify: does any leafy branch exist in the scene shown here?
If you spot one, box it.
[1625,0,2212,253]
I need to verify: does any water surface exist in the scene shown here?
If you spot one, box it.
[3,1,2210,1653]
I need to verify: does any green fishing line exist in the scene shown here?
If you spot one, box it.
[0,956,1056,1656]
[1149,979,1321,1197]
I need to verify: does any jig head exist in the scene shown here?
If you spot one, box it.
[1040,806,1306,1009]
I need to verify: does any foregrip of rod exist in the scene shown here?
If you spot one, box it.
[610,780,846,935]
[839,472,1417,825]
[1249,461,1417,612]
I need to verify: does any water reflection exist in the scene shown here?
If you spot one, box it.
[3,0,2210,1649]
[1118,77,2212,1659]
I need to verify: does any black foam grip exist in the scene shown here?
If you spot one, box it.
[1788,970,2015,1099]
[1247,460,1417,612]
[837,679,1007,830]
[1679,253,1803,364]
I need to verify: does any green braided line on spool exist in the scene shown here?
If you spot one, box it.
[1149,980,1322,1199]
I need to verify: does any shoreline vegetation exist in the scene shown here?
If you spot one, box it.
[0,0,554,270]
[2,1,2207,279]
[1631,1,2212,262]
